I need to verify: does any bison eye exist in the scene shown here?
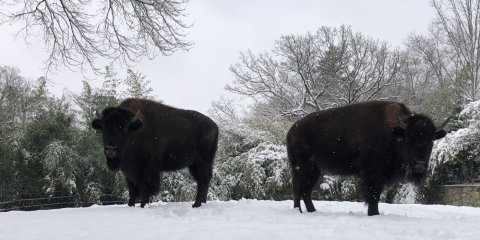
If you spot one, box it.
[91,119,102,131]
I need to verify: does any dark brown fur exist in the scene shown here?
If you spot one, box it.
[92,98,218,208]
[286,101,447,215]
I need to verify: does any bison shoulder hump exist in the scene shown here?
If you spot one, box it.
[385,102,412,129]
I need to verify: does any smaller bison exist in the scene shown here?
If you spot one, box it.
[287,101,449,215]
[91,98,218,208]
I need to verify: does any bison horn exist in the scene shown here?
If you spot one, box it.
[131,109,141,123]
[395,113,407,130]
[436,117,451,132]
[96,109,102,120]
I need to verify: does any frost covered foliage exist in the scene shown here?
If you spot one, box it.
[0,66,160,210]
[214,116,291,200]
[416,100,480,203]
[390,183,416,204]
[317,176,357,201]
[214,142,290,200]
[316,177,418,204]
[155,170,197,202]
[316,177,416,204]
[200,110,290,201]
[430,100,480,182]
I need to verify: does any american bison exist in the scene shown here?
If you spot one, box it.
[91,98,218,208]
[286,101,449,216]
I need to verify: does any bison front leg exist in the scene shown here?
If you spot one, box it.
[361,181,383,216]
[126,178,151,208]
[126,178,139,207]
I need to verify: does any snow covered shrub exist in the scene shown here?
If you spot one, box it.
[317,177,416,204]
[214,143,290,200]
[155,169,198,202]
[317,176,357,201]
[380,182,416,204]
[210,114,291,201]
[416,100,480,203]
[430,100,480,182]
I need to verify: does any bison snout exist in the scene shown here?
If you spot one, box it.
[104,146,118,158]
[413,160,427,173]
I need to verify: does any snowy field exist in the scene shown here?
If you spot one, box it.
[1,200,480,240]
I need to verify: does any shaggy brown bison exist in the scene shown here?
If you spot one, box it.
[91,98,218,208]
[286,101,449,216]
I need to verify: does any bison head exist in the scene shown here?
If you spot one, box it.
[91,107,143,171]
[394,114,449,182]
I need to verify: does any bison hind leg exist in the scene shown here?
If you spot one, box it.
[302,164,321,213]
[292,162,321,213]
[138,183,151,208]
[189,154,214,208]
[293,186,302,213]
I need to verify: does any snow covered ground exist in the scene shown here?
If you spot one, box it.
[1,200,479,240]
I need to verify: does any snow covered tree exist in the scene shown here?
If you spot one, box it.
[0,74,50,204]
[0,65,161,209]
[227,25,402,120]
[121,69,156,99]
[430,0,480,101]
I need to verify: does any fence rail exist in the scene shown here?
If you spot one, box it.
[0,193,126,212]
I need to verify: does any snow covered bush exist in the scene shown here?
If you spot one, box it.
[208,113,291,201]
[155,170,197,202]
[430,100,480,182]
[416,100,480,203]
[317,176,357,201]
[213,142,290,200]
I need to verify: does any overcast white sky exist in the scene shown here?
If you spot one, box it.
[0,0,434,115]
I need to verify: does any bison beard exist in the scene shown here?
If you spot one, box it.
[92,98,218,208]
[286,101,448,216]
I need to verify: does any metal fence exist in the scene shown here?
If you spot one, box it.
[0,192,126,212]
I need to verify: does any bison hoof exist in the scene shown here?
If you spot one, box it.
[367,210,380,216]
[192,202,202,208]
[306,207,316,213]
[294,207,303,213]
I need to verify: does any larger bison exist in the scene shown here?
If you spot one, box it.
[91,98,218,208]
[287,101,449,216]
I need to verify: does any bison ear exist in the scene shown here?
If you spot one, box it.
[435,130,447,140]
[129,119,143,131]
[91,119,102,132]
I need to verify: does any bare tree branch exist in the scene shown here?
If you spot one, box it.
[0,0,193,76]
[430,0,480,101]
[227,26,401,120]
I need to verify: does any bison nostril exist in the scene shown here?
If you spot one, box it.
[105,146,118,156]
[414,160,426,165]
